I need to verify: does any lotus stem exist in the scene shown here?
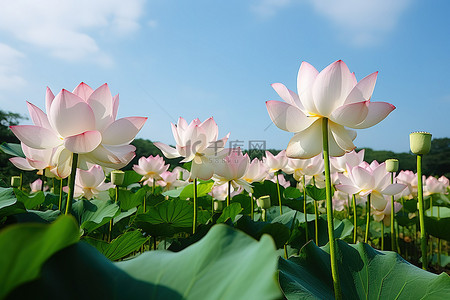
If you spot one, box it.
[417,154,427,270]
[381,221,384,250]
[108,185,120,242]
[275,171,283,215]
[322,117,341,300]
[40,174,45,191]
[314,200,319,245]
[250,193,254,220]
[65,153,78,215]
[352,194,357,244]
[303,175,308,242]
[193,177,198,234]
[365,193,371,243]
[227,180,231,207]
[390,172,397,252]
[19,172,23,190]
[262,208,266,222]
[437,206,441,268]
[58,178,63,211]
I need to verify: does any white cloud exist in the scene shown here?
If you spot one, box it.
[250,0,412,46]
[0,43,26,90]
[308,0,412,46]
[251,0,294,17]
[0,0,145,64]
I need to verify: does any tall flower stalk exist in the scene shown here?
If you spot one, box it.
[193,178,198,234]
[322,117,341,299]
[65,153,78,215]
[365,194,371,243]
[352,194,357,243]
[302,175,308,241]
[410,131,432,270]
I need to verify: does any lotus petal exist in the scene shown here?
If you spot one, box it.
[286,120,322,159]
[329,101,368,127]
[344,72,378,104]
[72,82,94,101]
[102,117,147,146]
[64,130,102,154]
[9,157,35,171]
[10,125,62,149]
[87,83,114,131]
[351,102,396,129]
[266,101,315,133]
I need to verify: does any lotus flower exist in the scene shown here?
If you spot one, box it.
[209,183,242,201]
[10,83,147,178]
[242,158,268,183]
[269,173,291,189]
[9,143,56,175]
[157,170,189,191]
[284,154,325,187]
[213,148,251,192]
[331,149,365,173]
[154,117,229,180]
[132,155,169,186]
[424,176,448,195]
[372,199,402,226]
[396,170,421,199]
[336,161,406,211]
[30,179,48,193]
[73,165,113,200]
[264,150,288,174]
[266,60,395,158]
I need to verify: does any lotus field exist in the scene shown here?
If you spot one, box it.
[2,60,450,299]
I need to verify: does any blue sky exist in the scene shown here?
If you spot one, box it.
[0,0,449,153]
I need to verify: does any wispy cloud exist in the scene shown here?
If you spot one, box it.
[0,0,146,65]
[0,43,26,90]
[251,0,412,46]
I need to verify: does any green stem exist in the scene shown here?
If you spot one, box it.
[381,221,384,251]
[108,186,119,242]
[262,208,266,222]
[390,172,397,252]
[64,153,78,215]
[193,178,198,234]
[276,171,283,215]
[365,194,371,243]
[250,193,254,220]
[19,172,23,190]
[58,178,63,212]
[437,206,441,268]
[417,154,427,270]
[303,175,308,242]
[40,174,45,191]
[352,194,357,244]
[314,199,319,245]
[322,117,341,299]
[227,180,231,207]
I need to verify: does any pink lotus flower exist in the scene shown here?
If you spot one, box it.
[132,155,169,184]
[9,142,56,173]
[332,190,349,212]
[30,179,48,193]
[157,170,189,191]
[209,183,243,201]
[266,60,395,158]
[396,170,422,199]
[372,198,402,226]
[269,173,291,189]
[73,165,113,200]
[242,158,268,183]
[424,176,448,195]
[213,148,251,192]
[154,117,229,180]
[284,154,324,184]
[264,150,288,174]
[336,162,406,211]
[10,83,147,178]
[331,149,365,173]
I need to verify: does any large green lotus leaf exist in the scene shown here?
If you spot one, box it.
[230,194,252,214]
[425,216,450,241]
[179,181,214,200]
[216,202,243,223]
[8,225,281,300]
[84,230,150,261]
[278,239,450,299]
[0,142,24,157]
[305,185,327,201]
[235,215,290,249]
[271,208,316,228]
[307,215,354,246]
[71,199,121,234]
[426,206,450,218]
[115,188,144,211]
[0,187,26,217]
[14,189,45,210]
[0,215,79,299]
[10,210,61,224]
[119,170,144,187]
[134,199,193,237]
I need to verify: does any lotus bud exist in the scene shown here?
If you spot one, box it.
[385,159,399,173]
[213,200,223,212]
[256,195,271,209]
[11,176,20,188]
[111,170,125,186]
[410,132,432,155]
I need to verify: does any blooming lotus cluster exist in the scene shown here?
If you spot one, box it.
[264,150,288,174]
[242,158,268,183]
[10,83,147,178]
[157,167,190,191]
[132,155,169,186]
[266,60,395,158]
[284,154,325,188]
[155,117,229,180]
[331,149,365,173]
[424,176,449,195]
[209,183,242,201]
[336,161,406,215]
[212,148,251,192]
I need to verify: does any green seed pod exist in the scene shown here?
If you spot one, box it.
[213,200,224,211]
[256,195,271,209]
[409,132,432,155]
[111,170,125,186]
[385,159,399,173]
[11,176,21,188]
